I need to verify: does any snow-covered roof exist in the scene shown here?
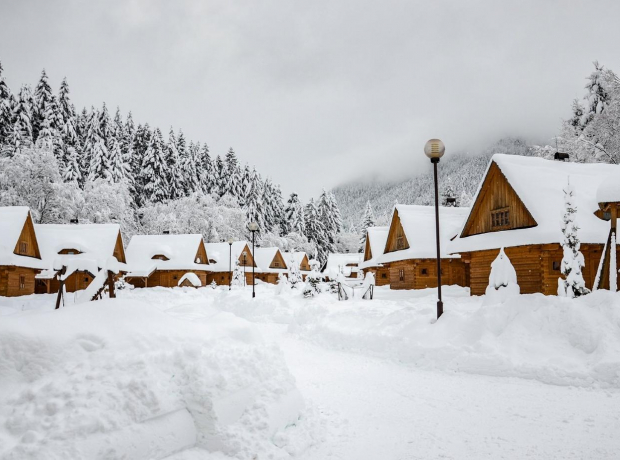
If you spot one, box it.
[179,272,202,287]
[126,234,208,277]
[0,206,46,270]
[203,241,253,273]
[448,154,620,253]
[359,226,389,269]
[379,205,470,263]
[596,174,620,204]
[325,253,363,277]
[35,223,124,276]
[288,251,311,273]
[254,247,288,273]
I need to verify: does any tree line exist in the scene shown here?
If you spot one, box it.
[0,63,347,264]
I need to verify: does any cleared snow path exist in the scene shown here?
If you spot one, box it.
[258,324,620,459]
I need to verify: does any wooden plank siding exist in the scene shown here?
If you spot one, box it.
[461,243,617,296]
[129,270,208,288]
[363,266,390,286]
[389,258,467,290]
[461,162,537,237]
[384,210,411,254]
[0,267,39,297]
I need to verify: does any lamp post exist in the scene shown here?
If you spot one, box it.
[247,222,259,298]
[228,238,233,291]
[424,138,446,319]
[242,251,247,286]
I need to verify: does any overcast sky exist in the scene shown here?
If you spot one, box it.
[1,0,619,199]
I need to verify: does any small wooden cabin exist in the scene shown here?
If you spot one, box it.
[379,205,470,290]
[359,226,390,286]
[125,234,209,288]
[324,253,363,280]
[204,241,256,286]
[253,247,289,284]
[0,207,45,297]
[288,251,311,280]
[448,154,620,295]
[34,223,126,293]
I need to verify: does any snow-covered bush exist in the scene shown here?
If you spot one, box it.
[303,268,324,298]
[210,279,217,289]
[558,182,590,298]
[484,248,520,305]
[287,257,303,289]
[232,260,245,287]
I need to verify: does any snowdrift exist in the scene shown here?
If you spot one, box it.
[289,287,620,388]
[0,299,305,459]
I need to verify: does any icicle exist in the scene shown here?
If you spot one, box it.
[610,232,617,292]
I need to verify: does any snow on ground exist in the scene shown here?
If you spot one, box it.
[1,283,620,458]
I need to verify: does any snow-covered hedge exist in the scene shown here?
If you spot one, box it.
[0,299,305,458]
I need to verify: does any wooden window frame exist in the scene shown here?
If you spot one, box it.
[19,275,26,290]
[19,242,27,254]
[396,229,405,250]
[490,207,510,230]
[399,269,405,282]
[552,261,561,271]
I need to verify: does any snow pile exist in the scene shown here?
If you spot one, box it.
[178,272,201,287]
[596,174,620,203]
[290,287,620,388]
[484,248,520,305]
[0,299,307,459]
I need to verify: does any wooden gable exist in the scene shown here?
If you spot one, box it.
[298,254,310,271]
[363,236,372,262]
[13,213,41,260]
[384,209,410,254]
[237,244,256,267]
[270,250,287,269]
[113,231,127,263]
[460,161,537,238]
[195,240,208,265]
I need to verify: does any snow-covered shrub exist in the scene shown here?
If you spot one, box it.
[558,181,590,298]
[287,256,303,289]
[303,269,324,298]
[231,260,245,287]
[114,275,132,291]
[484,248,520,305]
[210,279,217,289]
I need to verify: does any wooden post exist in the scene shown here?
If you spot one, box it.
[107,271,116,299]
[55,266,66,310]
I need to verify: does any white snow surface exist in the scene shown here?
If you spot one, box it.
[379,205,470,264]
[450,154,620,253]
[358,226,389,269]
[485,248,520,304]
[0,207,46,270]
[596,173,620,204]
[126,234,208,276]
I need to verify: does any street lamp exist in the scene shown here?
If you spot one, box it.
[424,138,445,319]
[228,238,234,291]
[242,251,247,287]
[247,221,259,298]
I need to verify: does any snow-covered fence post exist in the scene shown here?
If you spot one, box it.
[484,248,520,305]
[558,180,590,298]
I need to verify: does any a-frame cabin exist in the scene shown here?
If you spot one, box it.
[253,247,289,284]
[0,207,45,297]
[125,234,209,288]
[378,205,470,290]
[359,226,390,286]
[204,241,256,286]
[448,154,620,295]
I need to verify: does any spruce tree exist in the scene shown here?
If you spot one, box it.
[198,143,215,194]
[359,200,375,250]
[33,69,54,141]
[166,127,182,199]
[139,127,169,203]
[558,181,590,298]
[214,155,225,197]
[85,107,111,181]
[63,146,82,182]
[244,167,265,234]
[178,130,199,195]
[0,61,12,146]
[10,85,34,151]
[305,198,328,264]
[224,147,243,200]
[285,192,305,235]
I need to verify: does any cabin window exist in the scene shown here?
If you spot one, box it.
[274,262,280,267]
[552,261,561,271]
[84,277,89,282]
[399,269,405,282]
[152,254,169,261]
[195,257,201,264]
[173,275,178,280]
[19,275,25,290]
[209,259,217,264]
[421,268,428,276]
[381,273,387,279]
[19,242,27,254]
[396,228,405,250]
[491,208,510,230]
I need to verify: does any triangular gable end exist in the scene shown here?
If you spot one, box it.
[384,209,410,254]
[363,236,372,262]
[460,161,537,238]
[195,240,209,265]
[113,231,127,263]
[237,244,256,267]
[13,212,42,259]
[270,250,287,269]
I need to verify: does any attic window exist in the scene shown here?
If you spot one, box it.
[19,242,27,254]
[491,208,510,230]
[396,228,405,250]
[274,262,280,267]
[152,254,169,261]
[421,268,428,276]
[195,257,202,264]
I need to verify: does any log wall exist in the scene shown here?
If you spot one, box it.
[389,258,467,290]
[0,266,39,297]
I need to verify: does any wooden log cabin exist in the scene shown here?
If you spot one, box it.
[34,223,126,294]
[359,226,390,286]
[253,247,289,283]
[288,251,312,280]
[448,154,620,295]
[324,253,363,280]
[379,205,470,290]
[204,241,256,286]
[0,207,46,297]
[125,234,209,288]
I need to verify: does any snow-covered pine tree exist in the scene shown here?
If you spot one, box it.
[57,78,79,172]
[285,192,305,235]
[232,260,245,287]
[32,69,54,142]
[582,61,611,127]
[239,164,251,207]
[558,181,590,298]
[459,189,473,207]
[244,167,265,235]
[85,107,111,181]
[178,130,199,195]
[9,85,34,151]
[166,128,182,199]
[107,135,128,183]
[287,255,303,288]
[318,189,337,255]
[359,200,375,251]
[329,192,343,234]
[442,178,457,206]
[214,155,225,197]
[119,111,135,190]
[139,127,169,203]
[224,147,243,200]
[63,146,82,182]
[0,61,12,147]
[305,198,328,264]
[198,143,215,195]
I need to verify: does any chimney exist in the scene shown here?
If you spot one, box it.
[554,152,569,161]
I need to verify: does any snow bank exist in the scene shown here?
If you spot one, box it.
[0,298,306,459]
[178,272,201,287]
[290,287,620,388]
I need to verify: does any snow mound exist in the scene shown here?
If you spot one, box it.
[596,174,620,203]
[178,272,201,287]
[0,300,305,459]
[291,288,620,388]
